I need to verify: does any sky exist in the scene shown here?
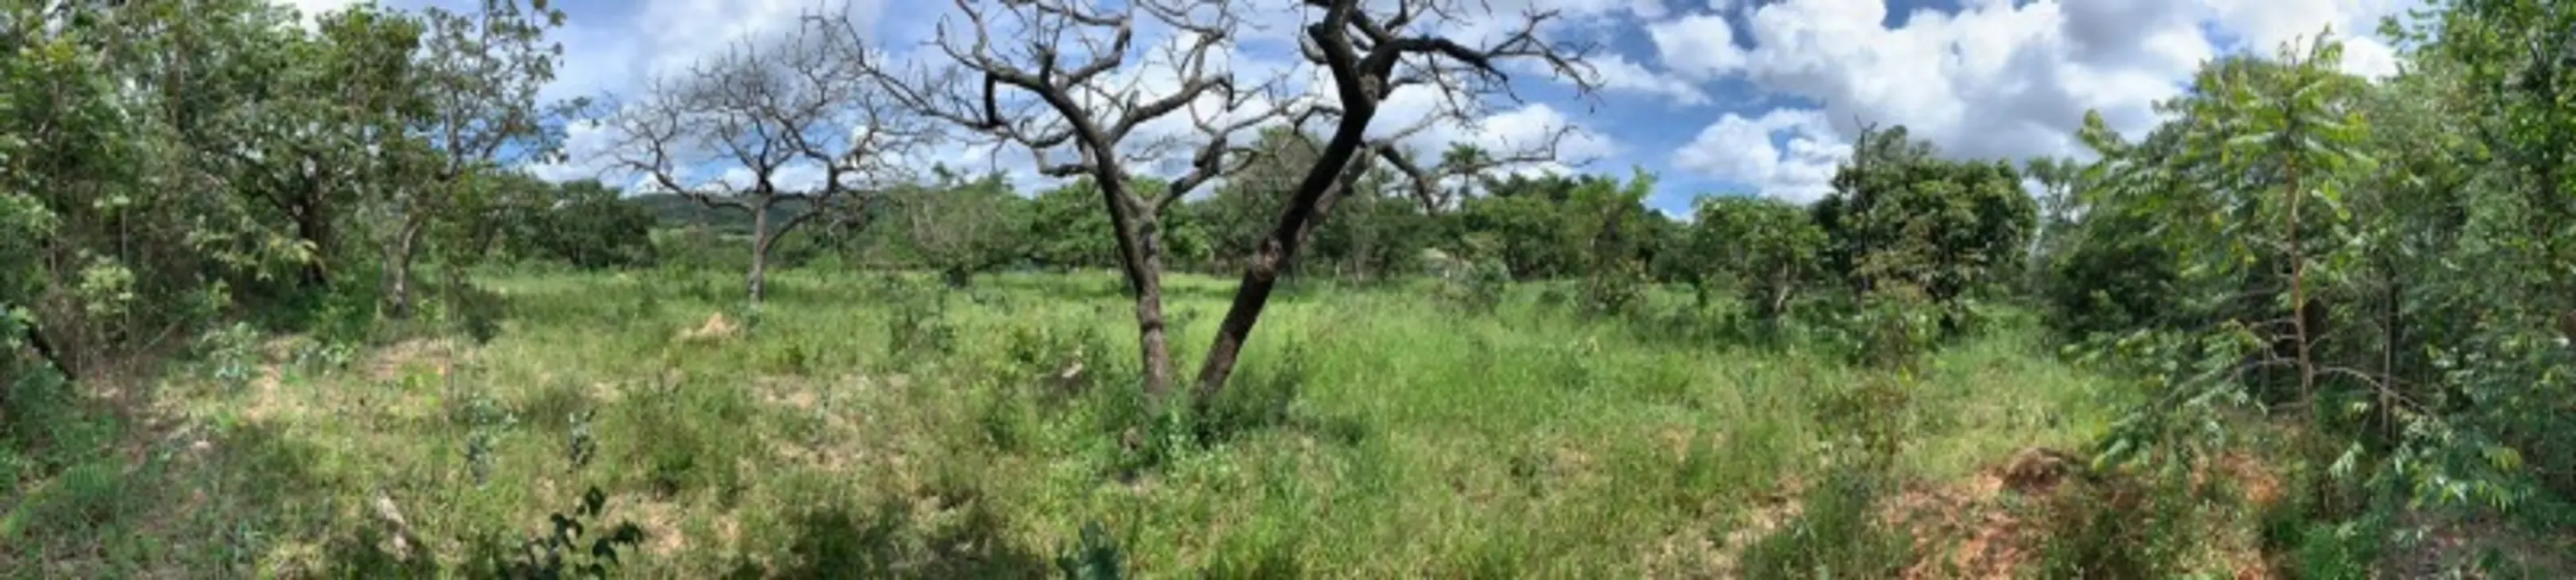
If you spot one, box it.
[283,0,2428,215]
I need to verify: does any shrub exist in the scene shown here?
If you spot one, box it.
[1438,258,1510,314]
[880,276,956,367]
[467,487,648,579]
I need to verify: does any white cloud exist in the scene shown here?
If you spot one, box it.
[1593,54,1711,106]
[1673,109,1846,203]
[522,0,2432,207]
[1646,13,1745,79]
[1654,0,2420,203]
[2202,0,2416,78]
[544,0,885,103]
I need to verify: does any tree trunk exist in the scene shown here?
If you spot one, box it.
[294,196,333,289]
[388,217,424,319]
[1194,178,1352,398]
[1097,179,1173,395]
[747,202,772,304]
[1193,106,1377,396]
[20,319,71,377]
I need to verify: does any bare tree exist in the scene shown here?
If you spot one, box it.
[854,0,1288,394]
[607,13,929,304]
[1188,0,1599,397]
[868,0,1595,397]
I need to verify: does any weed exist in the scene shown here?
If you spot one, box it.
[2033,469,2203,579]
[468,486,648,579]
[1056,520,1127,580]
[1736,465,1913,578]
[196,321,262,393]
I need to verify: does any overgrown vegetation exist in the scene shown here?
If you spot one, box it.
[7,0,2575,576]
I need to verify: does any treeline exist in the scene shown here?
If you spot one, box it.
[603,125,2036,320]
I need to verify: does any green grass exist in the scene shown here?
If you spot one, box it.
[3,267,2133,577]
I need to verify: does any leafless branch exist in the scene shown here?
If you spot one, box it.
[605,13,926,211]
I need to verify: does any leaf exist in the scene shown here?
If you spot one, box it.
[2482,445,2523,471]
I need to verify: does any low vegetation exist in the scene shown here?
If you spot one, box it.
[9,0,2576,577]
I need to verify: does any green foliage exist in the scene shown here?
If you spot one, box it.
[1055,520,1127,580]
[523,180,657,269]
[472,486,648,579]
[890,168,1026,286]
[195,321,265,393]
[607,376,755,501]
[1813,127,2036,333]
[1687,195,1827,321]
[1024,181,1123,270]
[1434,254,1511,314]
[1735,465,1913,579]
[880,276,959,367]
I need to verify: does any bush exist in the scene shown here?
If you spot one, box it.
[466,487,648,579]
[1437,258,1510,314]
[879,276,956,368]
[1580,261,1649,319]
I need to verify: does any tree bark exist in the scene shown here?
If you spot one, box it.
[388,217,424,319]
[747,202,773,304]
[1097,178,1173,395]
[21,319,71,377]
[1193,158,1358,398]
[294,193,333,289]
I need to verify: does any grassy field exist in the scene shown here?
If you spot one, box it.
[5,268,2191,577]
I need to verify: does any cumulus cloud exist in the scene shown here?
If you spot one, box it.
[1656,0,2421,202]
[1673,109,1847,203]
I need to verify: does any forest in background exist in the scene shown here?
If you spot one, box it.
[6,0,2576,576]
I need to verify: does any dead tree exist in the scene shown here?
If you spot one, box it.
[1189,0,1599,397]
[854,0,1287,394]
[606,14,928,304]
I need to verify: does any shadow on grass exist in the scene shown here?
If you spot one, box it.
[723,495,1053,579]
[3,418,342,576]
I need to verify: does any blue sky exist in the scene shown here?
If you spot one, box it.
[292,0,2424,215]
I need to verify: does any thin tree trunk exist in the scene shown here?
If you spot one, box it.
[21,319,71,377]
[388,217,424,319]
[748,202,772,304]
[295,196,332,289]
[2287,152,2314,410]
[2381,255,2402,442]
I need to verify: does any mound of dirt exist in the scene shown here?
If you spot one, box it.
[2000,447,2083,494]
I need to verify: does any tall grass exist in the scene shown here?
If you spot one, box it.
[4,266,2128,576]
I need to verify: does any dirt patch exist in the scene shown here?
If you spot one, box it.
[622,496,692,557]
[1998,447,2080,495]
[2206,452,2283,510]
[673,312,739,344]
[1693,447,2285,579]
